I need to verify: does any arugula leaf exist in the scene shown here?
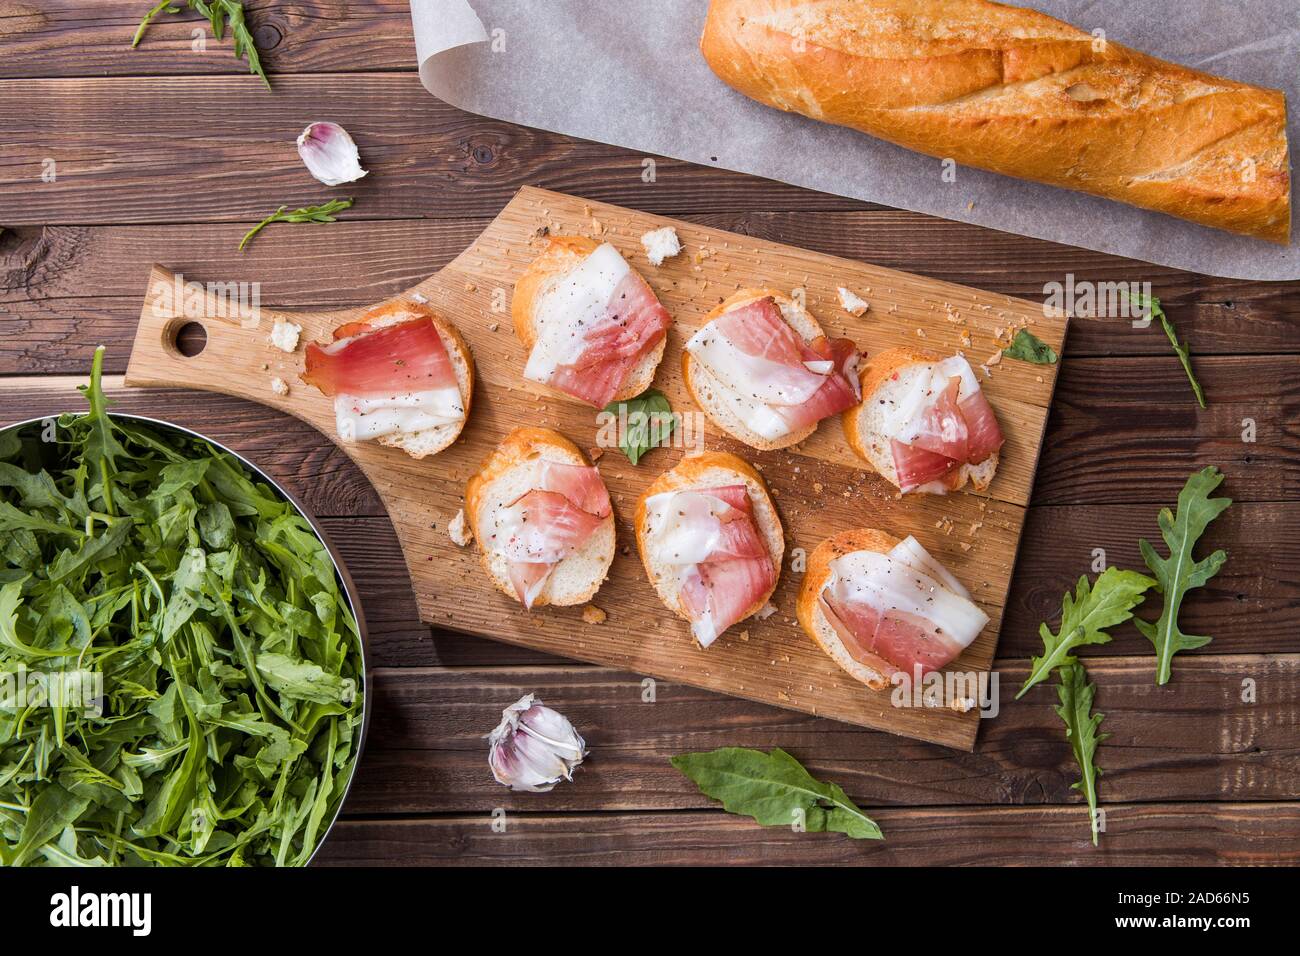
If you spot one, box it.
[132,0,271,89]
[671,747,883,840]
[602,388,675,465]
[240,198,354,251]
[1016,567,1155,699]
[1120,290,1205,408]
[1135,466,1231,685]
[1003,328,1058,365]
[1054,662,1108,846]
[0,349,363,866]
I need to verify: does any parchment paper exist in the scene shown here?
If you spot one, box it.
[410,0,1299,281]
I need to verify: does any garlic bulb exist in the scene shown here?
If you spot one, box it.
[296,122,368,186]
[488,694,587,792]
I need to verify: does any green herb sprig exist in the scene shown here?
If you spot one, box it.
[1017,566,1155,699]
[1135,466,1231,685]
[0,347,363,866]
[133,0,270,90]
[671,747,883,840]
[1054,662,1108,846]
[1121,291,1205,408]
[239,199,354,251]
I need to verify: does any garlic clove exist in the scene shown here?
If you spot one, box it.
[487,694,587,792]
[297,121,368,187]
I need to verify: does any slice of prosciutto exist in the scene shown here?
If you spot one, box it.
[489,460,612,609]
[642,485,775,647]
[301,316,465,442]
[685,297,861,441]
[886,356,1004,492]
[819,536,988,677]
[524,243,672,408]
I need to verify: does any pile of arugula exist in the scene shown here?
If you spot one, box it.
[0,348,363,866]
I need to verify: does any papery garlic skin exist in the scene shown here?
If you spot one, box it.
[297,122,368,186]
[488,694,587,792]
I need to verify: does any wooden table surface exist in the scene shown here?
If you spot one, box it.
[3,2,1299,866]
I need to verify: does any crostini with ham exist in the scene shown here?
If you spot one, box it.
[683,289,861,450]
[844,347,1004,494]
[797,529,989,688]
[465,427,616,610]
[512,236,673,408]
[635,452,783,648]
[301,300,474,459]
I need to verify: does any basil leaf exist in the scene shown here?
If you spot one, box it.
[602,388,676,465]
[671,747,884,840]
[1003,328,1058,365]
[1134,466,1231,684]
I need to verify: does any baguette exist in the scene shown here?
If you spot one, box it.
[512,235,670,405]
[682,288,829,450]
[843,346,999,494]
[635,452,784,645]
[465,427,616,608]
[700,0,1290,242]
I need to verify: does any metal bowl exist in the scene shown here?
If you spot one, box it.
[0,412,371,866]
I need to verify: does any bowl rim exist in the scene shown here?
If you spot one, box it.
[0,411,372,867]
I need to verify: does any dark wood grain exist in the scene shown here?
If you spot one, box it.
[0,2,417,80]
[342,655,1300,815]
[317,803,1300,866]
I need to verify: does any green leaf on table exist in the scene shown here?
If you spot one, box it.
[1134,466,1231,685]
[601,388,676,465]
[240,199,354,251]
[1054,662,1109,846]
[1120,290,1205,408]
[133,1,271,89]
[1002,329,1058,365]
[1017,567,1155,698]
[671,747,883,840]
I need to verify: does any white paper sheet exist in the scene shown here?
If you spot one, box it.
[410,0,1298,280]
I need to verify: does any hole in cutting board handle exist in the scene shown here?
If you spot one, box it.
[170,320,208,358]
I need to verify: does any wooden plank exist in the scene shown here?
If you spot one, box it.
[0,76,871,226]
[116,187,1066,748]
[317,803,1300,865]
[341,655,1300,815]
[0,2,417,80]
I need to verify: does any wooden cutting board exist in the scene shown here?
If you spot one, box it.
[125,186,1066,750]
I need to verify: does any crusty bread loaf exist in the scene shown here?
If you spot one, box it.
[634,452,784,642]
[344,300,474,460]
[465,427,615,608]
[512,235,669,404]
[843,346,998,494]
[796,527,901,689]
[682,288,830,451]
[700,0,1291,242]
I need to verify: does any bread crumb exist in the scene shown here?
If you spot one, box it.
[836,286,870,316]
[447,509,472,547]
[488,322,499,332]
[269,319,301,353]
[270,376,289,397]
[411,291,429,304]
[985,350,1003,367]
[756,602,778,620]
[640,226,681,266]
[582,605,607,625]
[464,282,476,293]
[738,629,749,642]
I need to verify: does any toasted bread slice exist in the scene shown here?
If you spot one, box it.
[682,289,830,451]
[465,427,615,609]
[795,528,902,690]
[634,451,784,644]
[511,235,668,405]
[333,300,475,460]
[843,346,999,494]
